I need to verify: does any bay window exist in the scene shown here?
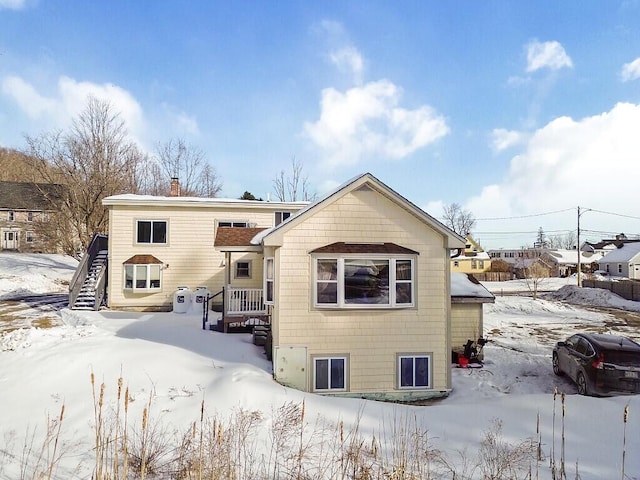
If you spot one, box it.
[314,256,415,308]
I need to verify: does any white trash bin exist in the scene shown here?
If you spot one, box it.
[173,286,192,314]
[190,286,211,313]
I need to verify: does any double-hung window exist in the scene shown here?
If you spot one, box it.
[313,248,416,308]
[264,257,274,304]
[398,354,431,389]
[274,211,291,226]
[136,220,167,244]
[235,260,252,279]
[313,356,347,392]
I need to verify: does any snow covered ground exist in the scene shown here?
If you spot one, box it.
[0,252,638,479]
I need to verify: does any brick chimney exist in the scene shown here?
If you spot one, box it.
[169,177,181,197]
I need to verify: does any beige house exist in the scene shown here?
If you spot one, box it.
[253,173,466,401]
[450,235,491,274]
[99,193,306,311]
[75,173,497,401]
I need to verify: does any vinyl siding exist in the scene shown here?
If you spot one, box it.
[272,188,451,394]
[107,204,286,309]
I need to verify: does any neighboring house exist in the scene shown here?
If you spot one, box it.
[541,249,603,277]
[598,242,640,280]
[451,236,491,274]
[0,181,62,253]
[488,248,538,264]
[93,173,472,401]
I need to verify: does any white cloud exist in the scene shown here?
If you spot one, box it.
[525,40,573,73]
[467,102,640,241]
[329,46,364,85]
[0,0,28,10]
[621,57,640,82]
[2,74,144,141]
[304,79,449,168]
[491,128,527,152]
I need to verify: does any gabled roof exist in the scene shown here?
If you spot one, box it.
[600,242,640,263]
[260,173,465,248]
[0,181,64,210]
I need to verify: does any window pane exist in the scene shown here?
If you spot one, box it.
[317,259,337,280]
[137,221,151,243]
[317,282,337,304]
[266,258,274,280]
[414,357,429,387]
[344,259,389,304]
[135,265,147,288]
[315,359,329,390]
[266,280,274,302]
[396,283,412,304]
[236,261,251,278]
[330,358,345,389]
[396,260,412,280]
[400,357,414,387]
[125,265,134,289]
[149,265,161,288]
[152,221,167,243]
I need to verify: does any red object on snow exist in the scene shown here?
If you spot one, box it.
[458,355,469,368]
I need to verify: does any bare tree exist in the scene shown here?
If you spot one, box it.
[25,96,146,254]
[441,203,476,236]
[548,232,577,250]
[516,249,550,299]
[153,139,222,197]
[272,157,316,202]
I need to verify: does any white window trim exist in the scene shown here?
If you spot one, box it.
[235,260,252,279]
[26,231,34,242]
[135,219,168,245]
[123,264,163,292]
[313,255,415,309]
[264,257,274,304]
[217,220,249,228]
[274,211,292,226]
[397,353,432,390]
[312,355,348,392]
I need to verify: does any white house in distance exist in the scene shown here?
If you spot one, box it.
[76,173,500,401]
[598,242,640,279]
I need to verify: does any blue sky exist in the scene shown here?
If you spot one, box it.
[2,1,640,249]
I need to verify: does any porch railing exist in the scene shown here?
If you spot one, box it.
[226,286,266,315]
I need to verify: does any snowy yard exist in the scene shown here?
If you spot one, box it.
[0,253,638,479]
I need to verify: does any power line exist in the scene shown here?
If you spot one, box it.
[476,207,575,221]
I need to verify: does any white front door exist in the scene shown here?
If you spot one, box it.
[3,230,19,249]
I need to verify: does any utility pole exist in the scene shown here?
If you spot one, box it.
[577,206,582,287]
[577,206,591,287]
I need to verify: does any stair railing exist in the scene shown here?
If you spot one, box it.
[69,233,108,308]
[203,288,224,330]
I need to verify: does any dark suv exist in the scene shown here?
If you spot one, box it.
[552,333,640,396]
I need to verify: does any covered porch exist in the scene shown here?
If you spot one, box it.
[212,227,271,332]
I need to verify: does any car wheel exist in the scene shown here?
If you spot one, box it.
[552,353,563,376]
[576,372,589,396]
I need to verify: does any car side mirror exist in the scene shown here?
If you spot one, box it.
[557,341,566,347]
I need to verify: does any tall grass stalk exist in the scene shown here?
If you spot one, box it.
[621,403,629,480]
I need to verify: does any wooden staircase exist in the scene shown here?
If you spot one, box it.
[69,234,109,311]
[72,250,108,310]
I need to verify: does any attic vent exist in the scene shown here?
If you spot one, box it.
[355,184,373,192]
